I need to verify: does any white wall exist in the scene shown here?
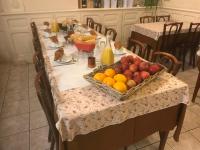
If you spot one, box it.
[0,0,78,13]
[161,0,200,11]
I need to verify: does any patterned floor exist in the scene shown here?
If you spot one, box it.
[0,62,200,150]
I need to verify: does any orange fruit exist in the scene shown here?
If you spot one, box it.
[93,73,106,82]
[103,77,116,87]
[113,82,127,93]
[104,68,116,77]
[113,74,127,83]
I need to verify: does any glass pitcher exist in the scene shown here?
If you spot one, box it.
[100,35,114,66]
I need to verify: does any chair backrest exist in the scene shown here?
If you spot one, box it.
[156,15,170,22]
[151,51,182,76]
[128,39,150,60]
[104,27,117,41]
[86,17,94,29]
[35,72,59,149]
[186,22,200,48]
[140,16,155,23]
[160,22,183,52]
[93,22,102,33]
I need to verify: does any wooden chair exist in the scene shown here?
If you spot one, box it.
[156,15,170,22]
[192,54,200,102]
[35,71,59,150]
[151,51,182,76]
[86,17,94,29]
[179,23,200,70]
[140,16,155,24]
[128,39,151,60]
[93,22,102,33]
[159,22,183,55]
[104,27,117,41]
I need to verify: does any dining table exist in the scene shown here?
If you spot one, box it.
[37,23,189,150]
[128,22,191,51]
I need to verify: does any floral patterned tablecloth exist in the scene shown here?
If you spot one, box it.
[39,27,189,142]
[131,22,191,40]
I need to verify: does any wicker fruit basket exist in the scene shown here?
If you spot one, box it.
[83,60,166,100]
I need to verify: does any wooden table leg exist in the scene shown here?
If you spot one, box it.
[174,104,187,141]
[192,72,200,102]
[159,131,169,150]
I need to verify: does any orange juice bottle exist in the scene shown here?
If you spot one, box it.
[51,18,59,33]
[101,35,114,66]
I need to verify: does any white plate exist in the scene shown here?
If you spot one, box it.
[113,47,126,55]
[55,54,73,64]
[47,41,63,49]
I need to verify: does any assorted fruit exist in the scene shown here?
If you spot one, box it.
[93,55,162,93]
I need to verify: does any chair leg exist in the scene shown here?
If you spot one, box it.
[159,131,169,150]
[50,137,55,150]
[192,72,200,102]
[124,146,128,150]
[48,128,52,142]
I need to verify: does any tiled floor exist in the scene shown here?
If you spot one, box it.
[0,62,200,150]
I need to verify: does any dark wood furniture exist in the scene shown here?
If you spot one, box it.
[86,17,94,29]
[151,51,182,76]
[35,71,59,150]
[187,23,200,68]
[93,22,102,33]
[156,15,171,22]
[61,104,187,150]
[128,39,150,60]
[160,22,183,54]
[140,16,155,23]
[192,54,200,102]
[104,27,117,41]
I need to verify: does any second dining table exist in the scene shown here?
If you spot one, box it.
[38,23,189,150]
[129,21,191,50]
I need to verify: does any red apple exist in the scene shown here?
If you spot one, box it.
[123,69,133,79]
[129,64,138,73]
[114,65,123,74]
[139,62,150,71]
[126,55,134,64]
[122,63,129,71]
[149,64,161,75]
[134,57,142,66]
[132,72,143,84]
[140,71,150,80]
[120,56,128,64]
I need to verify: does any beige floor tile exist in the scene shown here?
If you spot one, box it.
[127,145,137,150]
[30,110,47,130]
[167,132,200,150]
[0,100,29,118]
[189,128,200,141]
[138,142,172,150]
[0,114,29,138]
[182,109,200,131]
[135,133,160,149]
[30,98,42,112]
[4,90,28,104]
[188,104,200,117]
[30,126,50,150]
[0,132,29,150]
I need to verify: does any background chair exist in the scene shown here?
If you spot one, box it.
[104,27,117,41]
[93,22,102,33]
[179,22,200,70]
[86,17,94,29]
[156,15,171,22]
[140,16,155,23]
[35,72,59,150]
[159,22,183,55]
[151,51,182,76]
[192,54,200,102]
[128,39,150,60]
